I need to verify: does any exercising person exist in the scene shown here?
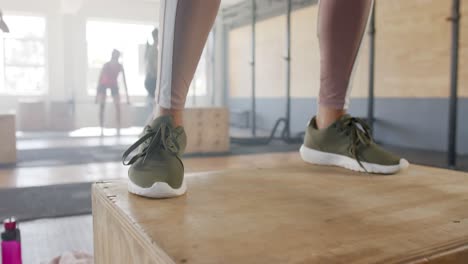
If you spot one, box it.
[96,49,130,136]
[123,0,409,198]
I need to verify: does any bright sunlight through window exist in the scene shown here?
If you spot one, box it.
[0,15,46,95]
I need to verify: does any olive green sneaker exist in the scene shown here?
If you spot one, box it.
[300,115,409,174]
[122,115,187,198]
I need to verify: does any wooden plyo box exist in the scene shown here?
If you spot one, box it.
[93,162,468,264]
[0,114,16,164]
[183,108,229,154]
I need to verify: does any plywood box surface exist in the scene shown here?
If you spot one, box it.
[93,158,468,264]
[183,108,229,154]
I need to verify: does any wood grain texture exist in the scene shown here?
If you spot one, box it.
[255,15,286,97]
[375,0,451,98]
[93,183,174,264]
[0,152,297,189]
[228,25,252,98]
[93,158,468,263]
[0,114,16,164]
[183,108,230,154]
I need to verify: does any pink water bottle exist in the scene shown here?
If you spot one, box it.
[1,217,22,264]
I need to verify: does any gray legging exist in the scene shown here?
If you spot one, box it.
[155,0,373,111]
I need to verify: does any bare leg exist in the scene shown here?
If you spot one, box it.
[98,96,105,136]
[114,96,121,136]
[155,0,220,127]
[300,0,408,174]
[158,108,183,127]
[316,0,373,129]
[124,0,221,199]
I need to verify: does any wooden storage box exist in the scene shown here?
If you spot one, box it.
[184,107,229,154]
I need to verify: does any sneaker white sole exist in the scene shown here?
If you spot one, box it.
[128,179,187,199]
[300,145,409,174]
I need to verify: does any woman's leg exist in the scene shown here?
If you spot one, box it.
[113,94,121,135]
[316,0,373,129]
[301,0,408,174]
[97,91,106,136]
[124,0,221,198]
[155,0,220,127]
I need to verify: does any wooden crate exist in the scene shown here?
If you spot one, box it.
[0,114,16,164]
[93,161,468,264]
[183,108,229,154]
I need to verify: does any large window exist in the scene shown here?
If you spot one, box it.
[0,15,46,95]
[86,20,154,96]
[188,46,208,98]
[187,31,213,100]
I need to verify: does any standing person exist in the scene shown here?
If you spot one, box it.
[123,0,408,199]
[144,28,158,123]
[145,28,158,103]
[96,49,130,136]
[0,10,9,33]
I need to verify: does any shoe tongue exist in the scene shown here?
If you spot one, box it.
[338,114,352,121]
[149,115,174,130]
[334,114,352,124]
[173,126,184,134]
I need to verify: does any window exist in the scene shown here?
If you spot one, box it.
[187,30,214,100]
[188,45,208,97]
[0,15,46,95]
[86,20,154,96]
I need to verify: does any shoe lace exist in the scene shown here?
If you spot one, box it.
[122,123,180,166]
[338,117,373,171]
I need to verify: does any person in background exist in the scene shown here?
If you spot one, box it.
[0,10,9,33]
[145,28,158,106]
[143,28,158,124]
[95,49,130,136]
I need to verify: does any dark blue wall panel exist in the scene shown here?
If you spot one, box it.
[229,97,468,154]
